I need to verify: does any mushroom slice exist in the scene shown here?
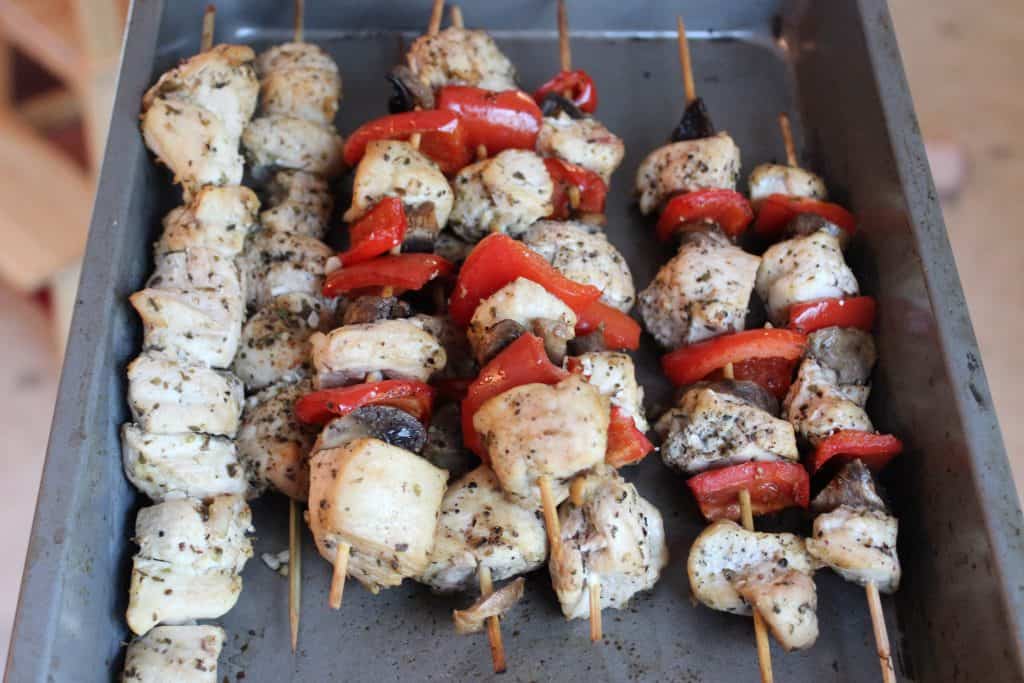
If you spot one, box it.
[453,577,526,635]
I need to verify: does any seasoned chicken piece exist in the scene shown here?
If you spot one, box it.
[236,380,318,501]
[635,132,741,215]
[453,578,526,634]
[408,314,476,379]
[449,150,554,243]
[126,495,252,635]
[474,375,608,505]
[572,351,648,431]
[550,466,668,619]
[256,41,342,82]
[130,247,244,368]
[238,229,332,310]
[421,466,547,593]
[784,357,873,446]
[309,319,446,388]
[467,278,576,365]
[639,231,760,348]
[242,115,344,179]
[406,27,517,92]
[308,438,447,592]
[756,229,859,325]
[141,45,258,197]
[811,459,887,514]
[127,352,244,437]
[421,403,476,480]
[233,292,335,391]
[807,505,900,593]
[260,170,334,238]
[121,424,248,502]
[748,163,827,206]
[343,140,453,246]
[733,565,819,651]
[155,186,259,257]
[313,406,428,455]
[122,625,225,683]
[656,383,798,475]
[255,42,342,125]
[536,113,625,182]
[522,221,636,312]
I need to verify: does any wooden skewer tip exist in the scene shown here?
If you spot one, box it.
[288,498,302,652]
[200,5,216,53]
[676,16,696,105]
[428,0,445,35]
[778,112,798,168]
[537,475,562,559]
[478,565,507,673]
[294,0,305,43]
[589,579,602,642]
[866,581,897,683]
[328,541,350,610]
[738,489,774,683]
[450,5,464,29]
[557,0,572,72]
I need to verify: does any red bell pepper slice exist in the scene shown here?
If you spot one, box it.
[339,197,407,267]
[661,328,807,388]
[342,110,473,175]
[810,430,904,473]
[437,86,542,156]
[705,356,800,401]
[449,233,602,326]
[461,333,569,459]
[687,461,810,522]
[754,193,857,238]
[322,253,454,298]
[787,296,877,334]
[544,157,607,220]
[294,380,436,426]
[532,69,598,113]
[574,300,641,351]
[656,189,754,241]
[606,406,654,468]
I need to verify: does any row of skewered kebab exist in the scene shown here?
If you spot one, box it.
[119,3,903,681]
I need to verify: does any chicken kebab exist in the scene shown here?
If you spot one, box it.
[121,9,258,680]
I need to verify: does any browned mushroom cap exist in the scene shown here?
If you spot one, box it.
[811,459,889,515]
[341,295,413,326]
[683,379,780,417]
[314,406,428,455]
[806,327,876,385]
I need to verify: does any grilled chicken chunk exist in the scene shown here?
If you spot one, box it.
[127,352,244,437]
[807,506,900,593]
[656,383,798,475]
[260,170,334,238]
[130,247,244,368]
[308,438,448,592]
[536,113,625,182]
[785,346,874,447]
[122,625,225,683]
[635,132,741,215]
[639,231,760,348]
[467,277,576,365]
[236,380,318,501]
[126,495,252,635]
[688,520,819,650]
[421,465,547,593]
[748,163,827,206]
[571,351,648,431]
[453,577,526,634]
[474,375,608,505]
[550,466,668,619]
[238,229,332,310]
[309,319,447,388]
[449,150,554,243]
[233,292,335,391]
[243,115,344,179]
[121,424,248,502]
[406,27,517,92]
[409,314,477,379]
[155,186,259,257]
[523,221,636,312]
[255,42,342,125]
[313,406,428,455]
[141,45,258,197]
[756,229,859,325]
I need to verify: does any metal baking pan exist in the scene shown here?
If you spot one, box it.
[8,0,1024,681]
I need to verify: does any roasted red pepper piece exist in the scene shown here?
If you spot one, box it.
[339,197,407,267]
[787,296,877,334]
[342,110,473,174]
[574,300,641,351]
[294,380,436,425]
[661,328,807,389]
[605,406,654,468]
[544,157,607,220]
[449,233,602,326]
[810,430,903,473]
[532,69,598,113]
[656,189,754,241]
[322,253,454,298]
[437,86,542,156]
[687,461,810,522]
[461,333,569,459]
[754,193,857,238]
[705,356,800,401]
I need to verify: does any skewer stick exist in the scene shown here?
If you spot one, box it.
[427,0,445,35]
[289,498,302,652]
[477,565,507,673]
[722,362,735,380]
[778,112,798,168]
[866,581,897,683]
[557,0,572,72]
[200,5,216,53]
[569,476,586,506]
[676,17,696,105]
[588,577,602,642]
[738,489,774,683]
[328,541,351,609]
[450,5,464,29]
[294,0,305,43]
[537,475,562,559]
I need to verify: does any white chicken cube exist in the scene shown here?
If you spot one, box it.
[467,277,576,364]
[536,113,625,182]
[406,27,517,92]
[807,505,901,593]
[242,115,344,179]
[255,42,342,125]
[260,170,333,238]
[634,132,741,215]
[748,163,827,206]
[309,319,447,388]
[238,229,332,311]
[572,351,648,432]
[785,358,873,446]
[155,185,259,257]
[122,625,225,683]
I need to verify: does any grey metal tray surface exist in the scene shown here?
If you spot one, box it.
[8,1,1024,681]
